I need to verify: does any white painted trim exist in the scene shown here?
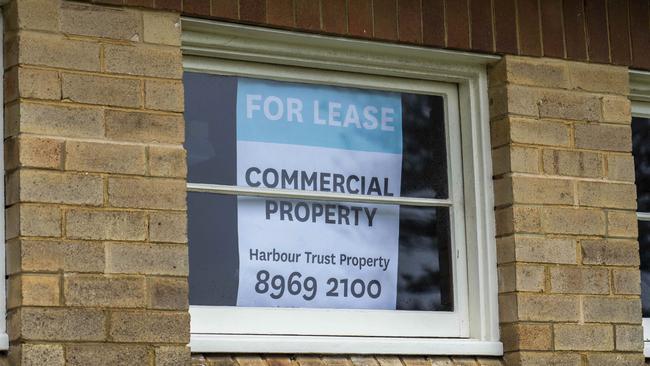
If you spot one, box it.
[182,18,500,354]
[639,212,650,221]
[631,70,650,103]
[190,334,503,355]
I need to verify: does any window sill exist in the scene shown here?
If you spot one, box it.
[190,334,503,355]
[0,333,8,351]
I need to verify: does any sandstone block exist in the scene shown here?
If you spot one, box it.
[61,2,142,40]
[105,109,184,144]
[62,73,142,108]
[149,211,187,243]
[501,323,552,351]
[574,123,632,152]
[542,149,602,178]
[143,11,181,46]
[601,96,631,123]
[155,346,191,366]
[17,32,100,72]
[145,79,184,112]
[6,204,61,238]
[615,325,644,351]
[511,176,574,205]
[66,140,146,175]
[104,44,182,79]
[5,135,63,170]
[148,277,188,310]
[8,170,103,206]
[65,343,149,366]
[109,311,189,343]
[554,324,614,351]
[7,239,105,274]
[17,343,65,366]
[607,210,639,238]
[517,294,580,322]
[540,207,605,235]
[17,308,106,341]
[606,154,636,182]
[66,209,147,241]
[17,102,104,138]
[577,181,637,209]
[612,269,641,295]
[581,239,639,266]
[148,145,187,178]
[582,296,641,324]
[538,90,602,121]
[498,264,545,293]
[585,353,645,366]
[106,242,188,276]
[108,176,185,210]
[8,274,60,308]
[504,352,581,366]
[513,235,577,264]
[549,266,609,294]
[509,117,571,146]
[568,62,628,95]
[7,0,60,32]
[64,274,146,308]
[7,67,61,101]
[501,57,570,89]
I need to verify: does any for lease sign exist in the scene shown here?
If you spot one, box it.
[235,78,403,310]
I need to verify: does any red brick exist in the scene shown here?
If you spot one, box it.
[183,0,210,15]
[584,0,610,63]
[629,0,650,69]
[348,0,373,37]
[267,0,294,28]
[608,0,632,65]
[422,0,445,47]
[563,0,588,61]
[540,0,565,57]
[398,0,421,43]
[322,0,347,34]
[446,0,470,49]
[211,0,239,18]
[373,0,398,41]
[517,0,542,56]
[295,0,320,31]
[470,0,493,52]
[240,0,266,23]
[494,0,518,53]
[155,0,181,11]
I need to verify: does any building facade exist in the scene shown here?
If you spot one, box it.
[2,0,650,365]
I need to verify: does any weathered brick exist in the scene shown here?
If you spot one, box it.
[64,274,146,308]
[62,73,142,108]
[495,206,542,235]
[538,90,602,121]
[577,181,637,209]
[7,0,59,32]
[145,79,184,112]
[147,277,188,310]
[66,209,147,241]
[615,325,644,351]
[607,210,638,238]
[554,324,614,351]
[540,207,605,235]
[17,343,65,366]
[500,57,570,89]
[489,85,540,118]
[549,266,609,294]
[568,62,628,95]
[7,170,103,206]
[148,145,187,178]
[574,123,633,152]
[7,239,105,274]
[7,67,61,101]
[155,346,191,366]
[105,109,184,144]
[498,294,517,323]
[517,294,580,322]
[496,236,516,264]
[499,264,545,293]
[16,32,100,71]
[583,296,641,324]
[509,118,571,146]
[66,141,146,175]
[513,235,577,264]
[492,145,540,175]
[149,211,186,243]
[106,242,188,276]
[65,344,149,366]
[14,102,104,139]
[601,96,631,123]
[581,239,639,266]
[612,269,641,295]
[586,353,644,366]
[490,117,510,147]
[542,149,602,178]
[104,44,182,79]
[504,352,581,366]
[5,135,63,170]
[61,2,142,41]
[109,311,189,343]
[501,323,552,351]
[143,11,181,46]
[108,176,185,210]
[606,154,635,182]
[6,204,61,238]
[16,308,106,341]
[8,274,60,308]
[512,177,574,205]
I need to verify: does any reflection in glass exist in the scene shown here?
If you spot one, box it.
[632,117,650,212]
[640,221,650,317]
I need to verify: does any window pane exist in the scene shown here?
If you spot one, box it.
[188,191,453,311]
[640,220,650,317]
[184,72,449,199]
[632,116,650,212]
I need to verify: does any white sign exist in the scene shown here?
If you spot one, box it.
[235,78,403,310]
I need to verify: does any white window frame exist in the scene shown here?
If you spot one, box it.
[0,8,8,350]
[632,70,650,357]
[182,18,501,356]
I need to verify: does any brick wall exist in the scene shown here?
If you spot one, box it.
[3,0,189,364]
[489,56,644,365]
[77,0,650,71]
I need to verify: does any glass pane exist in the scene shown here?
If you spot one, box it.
[188,191,453,311]
[632,116,650,212]
[184,72,449,199]
[640,220,650,317]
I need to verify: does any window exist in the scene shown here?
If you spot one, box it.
[182,18,500,355]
